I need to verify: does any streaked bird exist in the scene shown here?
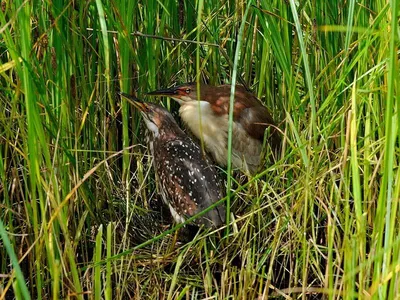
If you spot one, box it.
[119,93,226,228]
[147,83,281,174]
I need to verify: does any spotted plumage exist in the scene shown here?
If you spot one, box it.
[120,93,226,228]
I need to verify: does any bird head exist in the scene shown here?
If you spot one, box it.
[119,93,178,137]
[147,83,205,104]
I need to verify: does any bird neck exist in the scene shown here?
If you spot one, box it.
[156,122,187,142]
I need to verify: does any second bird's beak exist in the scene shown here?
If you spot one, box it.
[146,87,177,97]
[119,92,147,111]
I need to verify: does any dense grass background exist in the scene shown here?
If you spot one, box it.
[0,0,399,298]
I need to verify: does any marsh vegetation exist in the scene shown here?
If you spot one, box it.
[0,0,399,299]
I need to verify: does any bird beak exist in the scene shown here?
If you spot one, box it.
[118,92,147,111]
[146,87,177,96]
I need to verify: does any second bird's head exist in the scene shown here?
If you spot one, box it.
[119,93,178,137]
[147,82,208,104]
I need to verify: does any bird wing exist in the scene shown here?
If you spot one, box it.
[239,106,278,141]
[208,85,280,147]
[154,138,226,227]
[230,123,264,172]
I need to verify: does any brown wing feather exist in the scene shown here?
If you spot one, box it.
[205,84,280,147]
[239,106,280,146]
[153,138,226,227]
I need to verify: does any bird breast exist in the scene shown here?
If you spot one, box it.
[179,101,228,163]
[179,101,262,172]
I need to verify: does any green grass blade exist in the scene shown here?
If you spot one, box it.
[105,223,112,300]
[94,225,103,300]
[226,0,252,235]
[0,219,31,300]
[288,0,316,140]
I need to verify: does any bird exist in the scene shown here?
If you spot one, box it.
[147,83,281,173]
[119,93,226,228]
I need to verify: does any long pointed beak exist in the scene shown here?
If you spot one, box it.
[118,92,147,111]
[146,87,177,96]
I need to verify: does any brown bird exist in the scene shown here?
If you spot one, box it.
[119,93,226,228]
[147,83,280,173]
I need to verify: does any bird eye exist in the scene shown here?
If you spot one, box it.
[185,88,191,94]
